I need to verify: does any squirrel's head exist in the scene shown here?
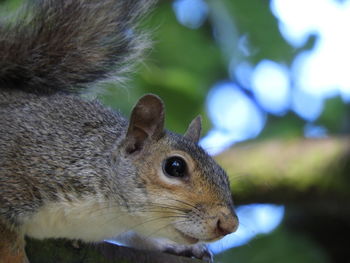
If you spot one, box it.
[115,94,238,244]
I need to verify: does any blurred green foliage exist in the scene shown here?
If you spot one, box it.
[215,227,330,263]
[220,0,295,63]
[100,0,348,141]
[100,1,225,133]
[1,0,348,262]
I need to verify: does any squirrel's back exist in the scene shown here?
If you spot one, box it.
[0,0,154,94]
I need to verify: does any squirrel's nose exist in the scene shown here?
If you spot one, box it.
[216,210,239,237]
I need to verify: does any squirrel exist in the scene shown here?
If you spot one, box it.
[0,0,239,262]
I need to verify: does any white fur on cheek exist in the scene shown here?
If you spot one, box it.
[21,196,140,242]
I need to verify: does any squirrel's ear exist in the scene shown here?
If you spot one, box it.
[184,115,202,143]
[125,94,165,153]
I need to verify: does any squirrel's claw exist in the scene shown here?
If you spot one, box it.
[164,243,214,262]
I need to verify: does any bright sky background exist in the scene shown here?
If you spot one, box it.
[173,0,350,254]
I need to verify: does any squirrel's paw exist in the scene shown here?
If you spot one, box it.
[163,243,213,262]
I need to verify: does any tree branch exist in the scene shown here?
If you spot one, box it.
[26,238,203,263]
[216,137,350,215]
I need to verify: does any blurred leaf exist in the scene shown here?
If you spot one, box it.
[0,0,22,13]
[119,2,227,133]
[220,0,295,64]
[258,113,304,140]
[317,96,348,133]
[146,2,224,79]
[216,227,330,263]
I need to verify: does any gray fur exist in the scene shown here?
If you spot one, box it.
[0,90,126,225]
[0,0,155,94]
[0,1,237,261]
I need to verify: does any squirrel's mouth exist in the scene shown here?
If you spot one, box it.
[175,229,199,244]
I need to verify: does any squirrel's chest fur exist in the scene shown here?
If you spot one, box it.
[22,197,138,241]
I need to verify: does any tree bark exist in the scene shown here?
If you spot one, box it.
[26,238,203,263]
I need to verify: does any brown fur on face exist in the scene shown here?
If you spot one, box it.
[128,132,238,244]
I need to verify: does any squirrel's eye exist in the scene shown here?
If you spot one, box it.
[163,157,187,178]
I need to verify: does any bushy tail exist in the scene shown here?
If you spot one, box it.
[0,0,155,94]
